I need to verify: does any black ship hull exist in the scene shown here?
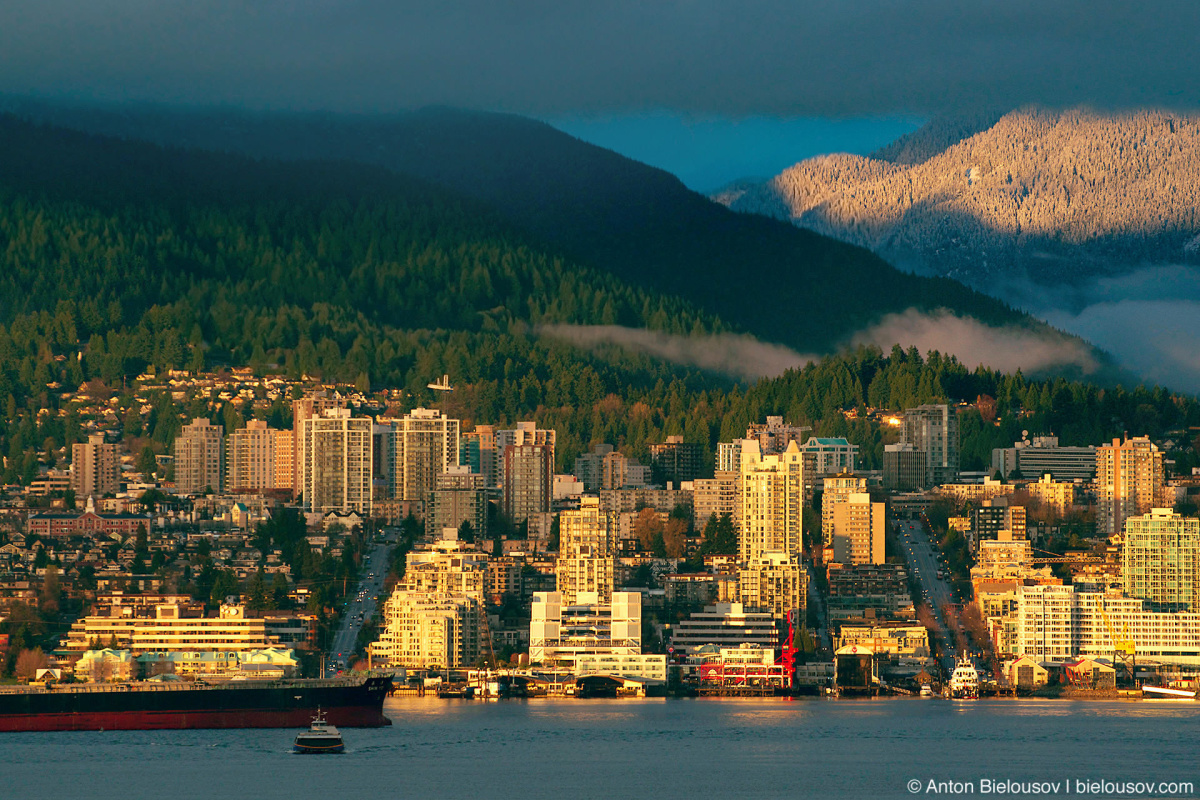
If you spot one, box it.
[0,674,393,732]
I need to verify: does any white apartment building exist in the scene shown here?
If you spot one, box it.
[227,420,278,492]
[1123,508,1200,610]
[739,440,804,561]
[383,407,461,503]
[371,537,488,668]
[302,408,373,514]
[830,493,886,566]
[738,551,808,620]
[822,473,868,547]
[529,591,641,670]
[174,417,224,494]
[1016,583,1200,665]
[64,604,268,654]
[371,591,481,669]
[801,437,859,476]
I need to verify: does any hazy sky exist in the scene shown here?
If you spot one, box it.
[3,1,1199,117]
[545,114,922,191]
[5,2,1198,191]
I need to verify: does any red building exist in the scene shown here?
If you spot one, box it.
[28,511,150,539]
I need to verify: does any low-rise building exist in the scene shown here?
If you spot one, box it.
[834,623,930,661]
[669,602,780,655]
[529,591,642,671]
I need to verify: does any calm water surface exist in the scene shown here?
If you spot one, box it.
[5,697,1200,799]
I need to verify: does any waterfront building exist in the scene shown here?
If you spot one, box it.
[529,591,642,670]
[1123,508,1200,610]
[668,603,780,655]
[71,434,119,500]
[900,404,959,488]
[1096,436,1166,537]
[1015,583,1200,666]
[835,623,930,660]
[74,649,134,681]
[371,591,482,669]
[573,652,668,681]
[173,417,224,494]
[301,408,373,514]
[371,538,487,669]
[991,436,1097,482]
[1004,655,1050,689]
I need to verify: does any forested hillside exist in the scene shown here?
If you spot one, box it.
[0,115,1197,488]
[1,100,1045,353]
[721,107,1200,287]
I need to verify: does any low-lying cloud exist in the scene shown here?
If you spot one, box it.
[541,314,1097,382]
[993,264,1200,393]
[539,325,818,381]
[852,309,1099,375]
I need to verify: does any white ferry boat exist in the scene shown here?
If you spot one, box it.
[293,708,345,754]
[948,659,980,699]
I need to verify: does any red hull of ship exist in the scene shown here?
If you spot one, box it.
[0,705,390,732]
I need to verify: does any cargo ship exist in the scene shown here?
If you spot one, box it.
[0,672,394,732]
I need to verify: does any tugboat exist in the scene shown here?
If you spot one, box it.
[293,708,345,754]
[948,658,980,699]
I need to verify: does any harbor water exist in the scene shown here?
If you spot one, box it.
[4,696,1199,799]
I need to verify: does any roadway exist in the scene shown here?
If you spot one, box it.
[326,537,394,674]
[895,517,957,675]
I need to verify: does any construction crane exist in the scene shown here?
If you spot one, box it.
[427,374,454,392]
[1097,601,1137,685]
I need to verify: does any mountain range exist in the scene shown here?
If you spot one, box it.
[717,107,1200,292]
[0,98,1063,360]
